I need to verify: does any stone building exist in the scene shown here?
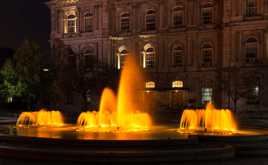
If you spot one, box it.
[47,0,268,115]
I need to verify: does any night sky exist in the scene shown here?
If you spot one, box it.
[0,0,50,51]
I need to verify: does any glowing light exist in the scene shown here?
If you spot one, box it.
[77,55,152,132]
[17,110,64,127]
[146,81,156,89]
[179,102,237,133]
[172,80,183,88]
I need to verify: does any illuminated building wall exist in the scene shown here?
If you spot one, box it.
[48,0,268,113]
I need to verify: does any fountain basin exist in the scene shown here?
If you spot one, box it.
[0,124,235,162]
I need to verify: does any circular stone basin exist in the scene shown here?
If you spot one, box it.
[0,124,236,162]
[178,129,268,142]
[0,123,268,162]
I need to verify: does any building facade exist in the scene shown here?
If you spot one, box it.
[48,0,268,115]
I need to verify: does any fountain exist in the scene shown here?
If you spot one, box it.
[179,102,237,134]
[0,56,267,162]
[16,109,64,127]
[77,55,152,132]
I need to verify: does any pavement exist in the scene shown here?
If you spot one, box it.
[0,157,267,165]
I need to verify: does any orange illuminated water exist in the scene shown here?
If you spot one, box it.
[16,110,64,127]
[77,55,152,132]
[179,102,237,133]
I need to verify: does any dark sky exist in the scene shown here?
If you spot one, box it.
[0,0,50,51]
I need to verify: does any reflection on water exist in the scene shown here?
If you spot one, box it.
[13,125,188,140]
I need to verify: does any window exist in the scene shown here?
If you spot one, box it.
[117,47,128,69]
[66,15,77,33]
[84,13,93,32]
[245,38,258,64]
[146,10,156,31]
[83,48,94,69]
[68,55,76,67]
[144,45,156,68]
[247,77,261,104]
[246,0,257,17]
[120,13,130,32]
[172,45,184,67]
[172,80,184,88]
[146,81,156,89]
[202,88,213,103]
[201,8,213,25]
[173,7,184,28]
[201,43,213,67]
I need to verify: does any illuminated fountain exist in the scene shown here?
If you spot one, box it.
[179,102,237,134]
[16,109,64,127]
[77,55,152,132]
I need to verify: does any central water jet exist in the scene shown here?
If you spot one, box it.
[77,55,152,132]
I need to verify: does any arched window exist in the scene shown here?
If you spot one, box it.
[246,0,257,17]
[146,10,156,31]
[144,44,156,68]
[201,43,213,67]
[83,47,94,69]
[65,15,77,33]
[201,7,213,24]
[84,13,93,32]
[172,44,184,67]
[117,46,128,69]
[173,7,184,28]
[120,13,130,32]
[245,37,258,64]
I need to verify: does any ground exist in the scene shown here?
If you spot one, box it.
[0,157,267,165]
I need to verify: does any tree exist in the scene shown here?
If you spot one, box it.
[0,59,26,103]
[220,64,253,113]
[13,40,43,107]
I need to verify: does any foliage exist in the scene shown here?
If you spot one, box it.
[0,39,56,108]
[0,59,27,102]
[13,40,42,100]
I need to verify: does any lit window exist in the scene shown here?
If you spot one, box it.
[201,43,213,67]
[201,8,213,25]
[172,45,184,67]
[172,80,183,88]
[65,15,77,33]
[173,7,184,28]
[146,81,156,89]
[120,13,130,32]
[146,10,156,31]
[245,38,258,64]
[246,0,257,17]
[144,46,155,68]
[117,47,128,69]
[84,13,93,32]
[202,88,213,103]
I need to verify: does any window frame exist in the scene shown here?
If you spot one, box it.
[66,14,77,34]
[172,6,184,28]
[120,12,131,33]
[201,43,213,68]
[84,12,93,33]
[145,9,157,31]
[172,44,184,67]
[144,47,156,68]
[245,0,257,17]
